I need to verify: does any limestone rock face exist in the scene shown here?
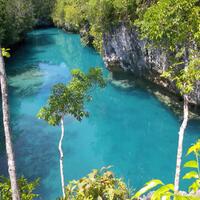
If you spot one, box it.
[102,23,200,105]
[103,25,146,74]
[103,23,168,75]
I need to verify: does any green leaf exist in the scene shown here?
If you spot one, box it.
[1,48,10,58]
[183,171,199,180]
[187,145,198,156]
[37,68,105,124]
[132,179,163,199]
[189,180,200,193]
[151,184,174,200]
[174,195,190,200]
[187,140,200,155]
[184,160,198,169]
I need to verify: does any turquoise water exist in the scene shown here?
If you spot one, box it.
[0,28,200,199]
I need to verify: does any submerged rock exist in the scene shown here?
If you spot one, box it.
[109,72,200,119]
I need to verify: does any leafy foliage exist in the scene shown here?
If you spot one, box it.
[52,0,200,57]
[132,140,200,199]
[0,176,39,200]
[183,140,200,193]
[1,48,10,58]
[52,0,141,52]
[0,0,35,45]
[0,0,56,45]
[53,0,138,29]
[59,167,131,200]
[162,58,200,95]
[37,67,106,125]
[136,0,200,96]
[32,0,55,24]
[133,180,176,199]
[135,0,200,50]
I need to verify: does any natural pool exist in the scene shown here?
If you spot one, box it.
[0,28,200,199]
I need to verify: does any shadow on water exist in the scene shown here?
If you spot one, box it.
[27,34,58,47]
[5,31,58,68]
[7,64,39,76]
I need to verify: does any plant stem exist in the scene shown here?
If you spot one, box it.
[174,95,189,193]
[59,117,65,198]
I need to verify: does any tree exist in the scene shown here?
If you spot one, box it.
[0,47,21,200]
[135,0,200,193]
[37,68,105,198]
[163,59,200,193]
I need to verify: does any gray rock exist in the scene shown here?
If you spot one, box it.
[102,23,200,105]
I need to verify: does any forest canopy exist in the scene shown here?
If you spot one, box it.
[52,0,142,51]
[0,0,55,46]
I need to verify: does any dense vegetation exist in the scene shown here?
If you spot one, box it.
[52,0,200,55]
[52,0,147,51]
[31,0,55,26]
[61,167,131,200]
[0,0,55,46]
[0,177,39,200]
[0,0,35,45]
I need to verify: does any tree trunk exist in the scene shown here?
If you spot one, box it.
[0,47,20,200]
[59,117,65,198]
[174,94,189,193]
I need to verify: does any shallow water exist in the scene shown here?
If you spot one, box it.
[0,28,200,199]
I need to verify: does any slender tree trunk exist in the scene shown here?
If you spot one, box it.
[59,117,65,198]
[0,47,20,200]
[174,94,189,193]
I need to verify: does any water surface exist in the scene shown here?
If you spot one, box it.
[0,28,200,199]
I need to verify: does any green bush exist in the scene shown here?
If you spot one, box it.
[59,167,131,200]
[0,176,39,200]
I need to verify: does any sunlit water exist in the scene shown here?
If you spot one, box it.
[0,28,200,199]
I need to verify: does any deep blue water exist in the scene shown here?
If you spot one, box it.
[0,28,200,199]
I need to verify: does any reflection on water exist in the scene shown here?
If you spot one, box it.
[0,28,199,200]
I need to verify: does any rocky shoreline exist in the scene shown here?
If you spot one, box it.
[58,21,200,117]
[102,23,200,107]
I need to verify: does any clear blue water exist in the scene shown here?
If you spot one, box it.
[0,28,200,199]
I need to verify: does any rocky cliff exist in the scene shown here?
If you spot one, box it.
[102,23,200,106]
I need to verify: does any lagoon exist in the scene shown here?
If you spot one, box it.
[0,28,199,199]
